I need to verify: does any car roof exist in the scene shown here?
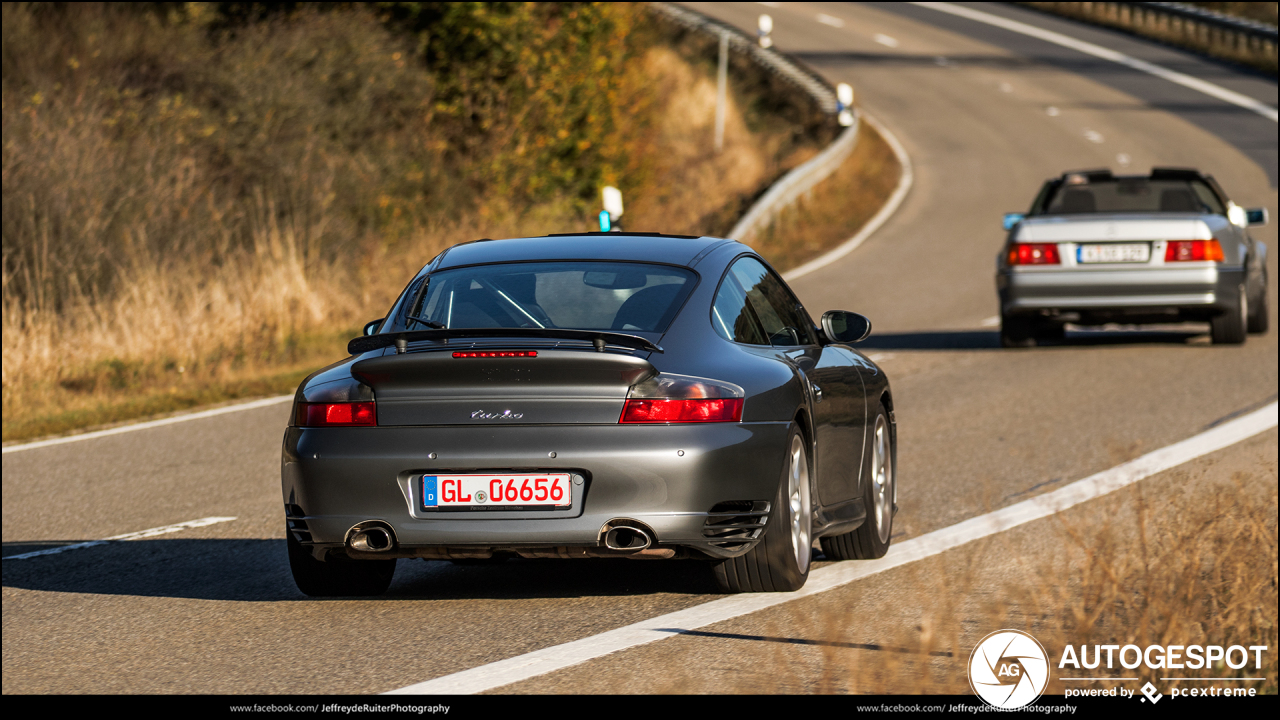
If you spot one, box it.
[435,233,733,270]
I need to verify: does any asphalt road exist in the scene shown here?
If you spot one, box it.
[3,2,1276,695]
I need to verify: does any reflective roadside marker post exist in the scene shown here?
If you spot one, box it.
[837,83,855,127]
[758,14,773,49]
[601,186,623,232]
[715,30,728,152]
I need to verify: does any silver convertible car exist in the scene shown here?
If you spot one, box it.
[282,233,896,596]
[997,168,1269,347]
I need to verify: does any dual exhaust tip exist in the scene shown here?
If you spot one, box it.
[348,518,656,555]
[601,519,654,553]
[347,521,396,553]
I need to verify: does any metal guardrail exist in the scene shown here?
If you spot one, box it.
[1021,2,1278,70]
[649,3,839,114]
[649,3,861,245]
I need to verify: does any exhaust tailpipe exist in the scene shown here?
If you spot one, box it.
[346,521,397,553]
[602,520,653,552]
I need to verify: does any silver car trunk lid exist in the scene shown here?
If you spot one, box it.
[351,349,656,425]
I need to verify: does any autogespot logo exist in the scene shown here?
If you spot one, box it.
[969,630,1050,709]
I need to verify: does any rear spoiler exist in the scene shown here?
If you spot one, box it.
[348,328,664,355]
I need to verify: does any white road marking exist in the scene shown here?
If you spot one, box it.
[913,2,1279,123]
[874,33,899,48]
[2,395,293,454]
[1046,106,1060,116]
[866,352,895,362]
[816,13,845,28]
[1084,129,1105,143]
[999,82,1014,93]
[980,315,1001,327]
[783,111,914,281]
[4,516,238,560]
[1116,152,1132,167]
[386,402,1278,695]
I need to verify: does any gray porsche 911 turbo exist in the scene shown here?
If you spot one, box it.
[282,232,895,596]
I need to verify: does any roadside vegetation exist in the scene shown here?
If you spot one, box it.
[1022,1,1278,75]
[2,2,894,442]
[649,434,1277,696]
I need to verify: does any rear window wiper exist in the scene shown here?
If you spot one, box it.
[349,328,663,355]
[407,315,445,329]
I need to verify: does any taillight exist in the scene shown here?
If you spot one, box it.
[620,373,745,424]
[1007,243,1060,265]
[1165,240,1223,262]
[296,402,376,427]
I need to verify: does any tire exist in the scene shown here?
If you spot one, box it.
[1035,322,1066,343]
[821,402,895,560]
[1210,285,1247,345]
[1000,313,1036,348]
[713,427,812,593]
[287,524,396,597]
[1247,275,1268,334]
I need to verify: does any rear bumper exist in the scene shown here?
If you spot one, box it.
[281,422,791,559]
[998,265,1244,319]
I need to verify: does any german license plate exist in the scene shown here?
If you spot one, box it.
[1077,243,1150,263]
[423,473,572,509]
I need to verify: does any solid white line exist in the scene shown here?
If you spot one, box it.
[386,402,1277,695]
[783,111,914,281]
[912,2,1278,123]
[2,395,293,454]
[4,516,238,560]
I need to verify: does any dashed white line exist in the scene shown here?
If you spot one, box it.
[980,315,1001,327]
[1083,129,1105,143]
[816,13,845,28]
[4,516,238,560]
[2,395,293,454]
[874,33,899,48]
[386,402,1277,695]
[913,2,1278,123]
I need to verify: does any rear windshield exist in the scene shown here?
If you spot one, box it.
[1032,178,1225,216]
[395,262,696,333]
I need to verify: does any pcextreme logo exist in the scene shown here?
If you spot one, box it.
[969,629,1050,709]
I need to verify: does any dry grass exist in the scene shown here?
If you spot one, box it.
[751,122,900,272]
[2,3,879,442]
[642,437,1277,696]
[1023,2,1278,75]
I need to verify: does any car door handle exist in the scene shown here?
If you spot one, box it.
[811,382,823,402]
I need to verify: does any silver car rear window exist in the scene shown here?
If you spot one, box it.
[404,262,695,333]
[1037,179,1225,215]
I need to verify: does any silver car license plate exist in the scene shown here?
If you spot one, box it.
[1077,243,1150,263]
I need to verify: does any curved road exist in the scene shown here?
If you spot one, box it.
[3,1,1276,695]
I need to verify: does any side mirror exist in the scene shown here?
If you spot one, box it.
[821,311,872,344]
[363,318,385,336]
[1002,213,1025,231]
[1246,208,1269,227]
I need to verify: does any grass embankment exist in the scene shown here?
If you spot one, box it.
[628,433,1277,695]
[1,2,904,443]
[1022,1,1278,75]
